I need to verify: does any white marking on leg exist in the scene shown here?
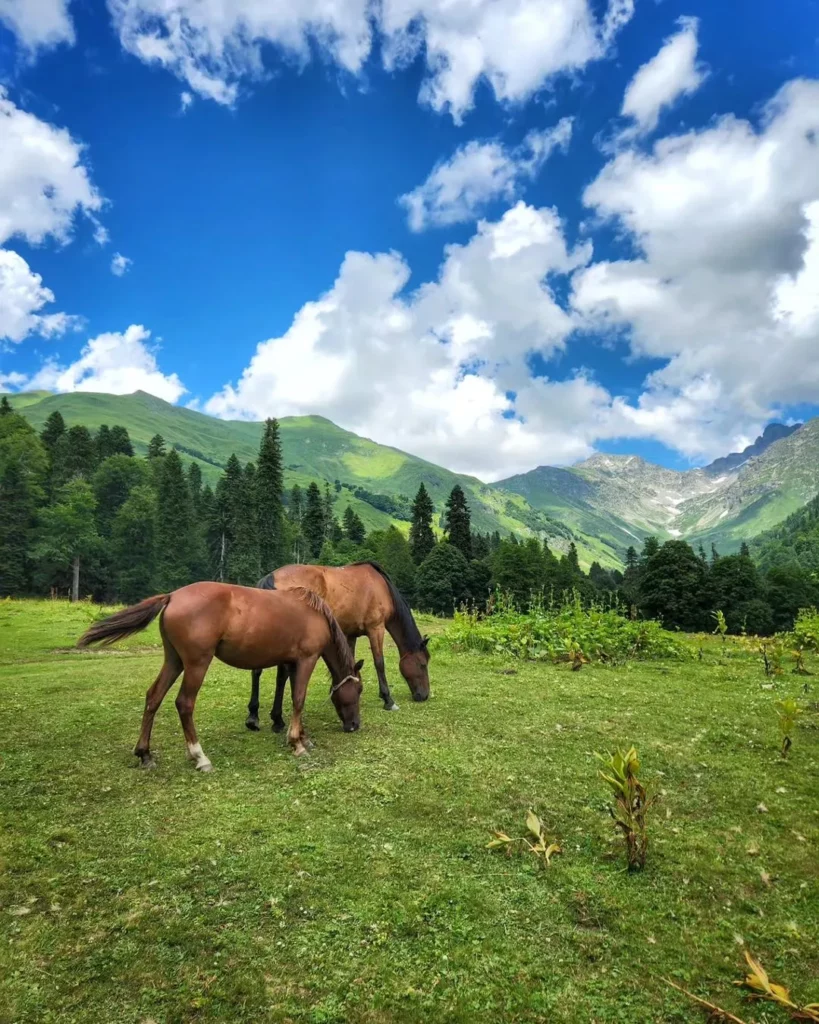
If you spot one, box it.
[186,741,212,771]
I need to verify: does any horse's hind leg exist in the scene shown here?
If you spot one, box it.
[246,669,263,730]
[175,656,214,771]
[367,625,398,711]
[134,646,183,768]
[270,664,289,733]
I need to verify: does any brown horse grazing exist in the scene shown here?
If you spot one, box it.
[77,582,364,765]
[247,561,430,733]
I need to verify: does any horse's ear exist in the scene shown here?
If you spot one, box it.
[354,659,365,675]
[421,635,430,650]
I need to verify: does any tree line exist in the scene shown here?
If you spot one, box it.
[0,396,815,632]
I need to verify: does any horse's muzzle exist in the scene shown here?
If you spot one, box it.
[413,692,429,702]
[344,722,360,732]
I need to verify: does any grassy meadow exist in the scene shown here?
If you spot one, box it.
[1,599,818,1023]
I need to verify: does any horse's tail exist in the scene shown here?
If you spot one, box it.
[289,586,354,673]
[77,594,171,649]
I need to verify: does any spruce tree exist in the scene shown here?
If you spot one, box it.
[109,425,134,457]
[302,482,325,559]
[711,543,720,565]
[409,482,435,563]
[740,541,750,558]
[95,424,115,463]
[343,505,366,543]
[111,484,157,602]
[92,454,150,539]
[185,462,209,580]
[0,396,11,415]
[256,418,284,572]
[288,484,303,524]
[228,462,260,584]
[624,546,638,571]
[444,484,472,559]
[322,484,335,541]
[61,425,96,481]
[40,411,66,452]
[154,449,196,591]
[208,475,232,581]
[0,410,48,595]
[147,434,167,459]
[377,527,416,604]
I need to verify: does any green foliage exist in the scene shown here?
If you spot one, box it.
[0,409,48,595]
[111,484,157,602]
[372,527,416,605]
[596,746,654,871]
[792,608,819,652]
[638,539,713,631]
[34,478,101,598]
[753,490,819,576]
[256,418,285,572]
[342,504,366,543]
[302,482,326,559]
[440,595,689,664]
[154,450,197,591]
[415,541,470,615]
[712,609,728,642]
[92,455,150,537]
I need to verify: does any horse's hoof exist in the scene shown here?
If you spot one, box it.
[384,702,399,712]
[245,718,260,731]
[196,760,213,773]
[303,738,314,750]
[272,720,286,733]
[293,744,308,757]
[138,756,157,769]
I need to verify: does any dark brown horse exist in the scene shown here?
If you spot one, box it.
[77,582,364,765]
[247,561,430,732]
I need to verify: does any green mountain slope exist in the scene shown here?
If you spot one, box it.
[749,491,819,573]
[9,390,622,566]
[498,419,819,556]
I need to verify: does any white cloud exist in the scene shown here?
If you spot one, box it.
[400,118,572,231]
[110,252,132,276]
[0,88,103,247]
[180,91,193,112]
[0,0,74,53]
[573,77,819,458]
[620,16,706,136]
[25,324,186,402]
[108,0,633,122]
[206,201,599,479]
[0,248,77,343]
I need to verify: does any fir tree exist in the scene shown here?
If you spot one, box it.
[208,475,232,582]
[185,462,209,580]
[711,543,720,565]
[109,425,134,457]
[624,546,638,571]
[409,482,436,564]
[302,482,325,559]
[322,484,335,541]
[415,541,469,615]
[40,411,66,452]
[0,410,48,596]
[377,527,417,604]
[444,484,472,559]
[111,484,157,602]
[61,425,96,481]
[95,424,115,463]
[92,454,150,539]
[229,462,260,584]
[0,396,11,415]
[256,418,285,572]
[740,541,750,558]
[343,505,366,543]
[147,434,167,459]
[288,484,303,524]
[154,450,196,591]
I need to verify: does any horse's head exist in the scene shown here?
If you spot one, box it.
[399,636,431,702]
[330,659,364,732]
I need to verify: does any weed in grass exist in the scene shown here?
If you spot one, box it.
[735,950,819,1021]
[713,610,728,644]
[487,809,561,868]
[777,696,804,758]
[596,746,655,872]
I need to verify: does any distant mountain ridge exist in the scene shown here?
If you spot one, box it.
[9,390,819,566]
[499,420,819,555]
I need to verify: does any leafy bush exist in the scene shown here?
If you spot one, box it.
[793,608,819,651]
[439,593,689,664]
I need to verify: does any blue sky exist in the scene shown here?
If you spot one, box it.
[1,0,818,479]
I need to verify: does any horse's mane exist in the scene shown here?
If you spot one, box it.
[289,586,356,675]
[353,561,424,652]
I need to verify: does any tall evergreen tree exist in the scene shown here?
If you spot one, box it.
[111,484,157,602]
[229,462,260,584]
[302,482,325,559]
[322,483,335,541]
[0,396,11,415]
[40,411,66,452]
[624,546,638,572]
[377,527,417,604]
[444,485,472,559]
[343,505,366,543]
[638,540,712,632]
[288,484,303,524]
[147,434,167,459]
[710,543,720,565]
[256,418,284,572]
[208,475,232,582]
[95,424,115,463]
[0,410,48,596]
[92,455,150,537]
[109,425,134,457]
[60,425,96,482]
[409,482,436,564]
[154,450,196,591]
[185,462,209,580]
[739,541,750,558]
[640,536,660,563]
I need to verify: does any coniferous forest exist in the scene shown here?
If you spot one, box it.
[1,395,817,633]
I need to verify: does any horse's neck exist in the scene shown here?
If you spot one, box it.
[385,614,411,656]
[323,641,349,681]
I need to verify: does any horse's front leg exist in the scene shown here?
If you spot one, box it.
[367,625,398,711]
[288,656,318,756]
[246,668,263,730]
[271,664,289,732]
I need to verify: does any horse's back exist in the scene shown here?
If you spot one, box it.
[269,563,389,635]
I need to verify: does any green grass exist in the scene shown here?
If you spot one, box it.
[1,600,818,1023]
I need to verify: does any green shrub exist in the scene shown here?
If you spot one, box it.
[439,593,689,664]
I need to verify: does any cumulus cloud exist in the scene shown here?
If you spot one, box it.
[110,252,132,276]
[206,201,600,478]
[574,77,819,457]
[0,0,74,53]
[0,248,77,344]
[107,0,633,122]
[24,324,186,402]
[619,16,706,136]
[400,119,573,231]
[0,88,103,247]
